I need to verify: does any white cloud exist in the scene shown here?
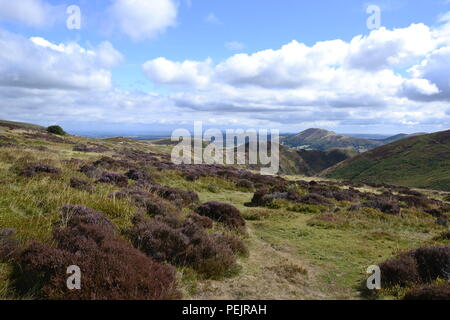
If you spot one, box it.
[142,57,212,88]
[0,29,122,90]
[225,41,245,51]
[205,13,222,25]
[0,0,60,27]
[109,0,178,42]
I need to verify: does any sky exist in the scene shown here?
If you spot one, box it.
[0,0,450,135]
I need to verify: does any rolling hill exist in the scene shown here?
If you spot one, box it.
[324,129,450,191]
[281,128,383,152]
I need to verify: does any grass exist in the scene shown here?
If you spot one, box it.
[0,122,449,300]
[326,130,450,191]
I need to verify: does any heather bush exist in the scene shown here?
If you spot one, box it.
[362,199,401,215]
[93,156,131,170]
[404,283,450,300]
[211,233,249,257]
[96,172,128,187]
[413,246,450,283]
[125,169,152,182]
[186,212,214,229]
[195,201,246,231]
[113,188,177,216]
[379,253,420,287]
[20,163,61,177]
[69,177,93,192]
[79,164,101,178]
[127,214,240,278]
[251,189,271,206]
[12,206,179,300]
[236,179,254,189]
[149,184,199,207]
[73,145,109,153]
[298,193,333,206]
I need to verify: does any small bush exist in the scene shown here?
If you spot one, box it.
[47,125,66,136]
[12,206,179,300]
[96,172,128,187]
[413,246,450,283]
[362,199,400,215]
[186,213,214,229]
[195,201,246,231]
[69,177,93,192]
[127,215,240,278]
[79,164,101,178]
[404,283,450,300]
[379,253,420,287]
[236,179,254,189]
[211,233,248,257]
[20,163,61,177]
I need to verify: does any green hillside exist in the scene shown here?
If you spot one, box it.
[282,128,383,152]
[324,130,450,191]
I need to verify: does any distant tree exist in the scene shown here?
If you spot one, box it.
[47,125,66,136]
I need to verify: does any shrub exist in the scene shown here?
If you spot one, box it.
[79,164,101,178]
[96,172,128,187]
[149,184,200,207]
[211,233,248,257]
[20,163,61,177]
[251,189,271,206]
[127,215,239,278]
[47,125,66,136]
[73,145,109,153]
[125,169,151,182]
[186,213,214,229]
[362,199,400,215]
[298,193,333,206]
[404,283,450,300]
[236,179,254,189]
[113,188,177,216]
[413,246,450,283]
[379,253,420,287]
[69,177,93,192]
[12,206,179,300]
[195,201,246,231]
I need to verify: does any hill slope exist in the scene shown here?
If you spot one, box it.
[281,128,383,152]
[324,130,450,191]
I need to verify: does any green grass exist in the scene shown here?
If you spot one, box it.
[327,130,450,191]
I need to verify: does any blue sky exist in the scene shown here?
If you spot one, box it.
[0,0,450,135]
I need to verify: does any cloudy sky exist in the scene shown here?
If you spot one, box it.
[0,0,450,135]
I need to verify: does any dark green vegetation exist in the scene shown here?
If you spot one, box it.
[46,125,66,136]
[324,130,450,192]
[0,120,449,300]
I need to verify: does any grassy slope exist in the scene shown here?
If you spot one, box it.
[0,122,448,300]
[324,130,450,191]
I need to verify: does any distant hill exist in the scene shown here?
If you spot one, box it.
[0,120,45,131]
[323,130,450,191]
[379,132,427,144]
[281,128,383,152]
[242,142,355,176]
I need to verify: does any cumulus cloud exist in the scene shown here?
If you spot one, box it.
[0,0,61,27]
[108,0,178,41]
[0,29,122,90]
[142,57,212,88]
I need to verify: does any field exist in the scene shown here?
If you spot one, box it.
[0,123,449,300]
